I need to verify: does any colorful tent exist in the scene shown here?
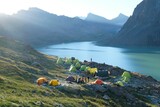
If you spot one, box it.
[80,65,86,71]
[122,71,131,78]
[93,79,103,85]
[122,71,131,82]
[89,68,97,74]
[37,77,48,86]
[85,67,91,72]
[56,58,63,65]
[75,62,81,69]
[123,76,130,82]
[49,80,60,86]
[69,65,77,72]
[66,76,75,82]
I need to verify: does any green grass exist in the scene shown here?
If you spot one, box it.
[0,37,113,106]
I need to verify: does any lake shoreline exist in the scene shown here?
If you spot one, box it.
[38,42,160,80]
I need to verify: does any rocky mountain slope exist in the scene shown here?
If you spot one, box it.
[0,8,120,47]
[102,0,160,46]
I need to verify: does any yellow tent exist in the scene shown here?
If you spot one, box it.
[89,68,97,74]
[49,80,60,86]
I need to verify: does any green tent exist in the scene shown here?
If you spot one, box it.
[122,71,131,82]
[122,71,131,79]
[69,65,77,72]
[123,76,130,82]
[80,65,86,71]
[56,58,63,65]
[75,62,81,69]
[85,66,91,72]
[65,58,72,65]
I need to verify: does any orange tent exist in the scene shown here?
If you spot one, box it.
[37,77,48,86]
[93,79,103,85]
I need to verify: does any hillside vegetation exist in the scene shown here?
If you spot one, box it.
[0,36,160,107]
[0,36,111,107]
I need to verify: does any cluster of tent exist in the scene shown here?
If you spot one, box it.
[116,71,132,86]
[36,77,60,86]
[56,57,98,75]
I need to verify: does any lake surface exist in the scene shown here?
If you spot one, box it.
[38,42,160,80]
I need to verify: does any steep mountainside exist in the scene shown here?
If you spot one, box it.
[105,0,160,46]
[0,8,120,47]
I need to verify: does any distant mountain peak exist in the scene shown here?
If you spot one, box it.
[85,13,110,23]
[85,12,128,25]
[118,13,128,18]
[110,13,128,25]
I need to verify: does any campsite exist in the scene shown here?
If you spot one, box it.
[35,57,160,106]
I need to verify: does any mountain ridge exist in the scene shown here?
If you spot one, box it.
[85,13,128,25]
[0,7,120,48]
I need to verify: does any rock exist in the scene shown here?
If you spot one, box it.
[103,95,110,100]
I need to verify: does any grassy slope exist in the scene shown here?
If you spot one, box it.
[0,36,114,107]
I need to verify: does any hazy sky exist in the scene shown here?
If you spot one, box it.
[0,0,143,19]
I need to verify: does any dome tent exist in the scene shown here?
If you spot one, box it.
[80,65,86,71]
[122,71,131,82]
[69,65,77,72]
[93,79,104,85]
[89,68,97,74]
[37,77,48,86]
[49,80,60,86]
[75,62,81,69]
[85,66,91,72]
[122,71,131,78]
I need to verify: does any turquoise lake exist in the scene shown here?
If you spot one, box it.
[38,42,160,80]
